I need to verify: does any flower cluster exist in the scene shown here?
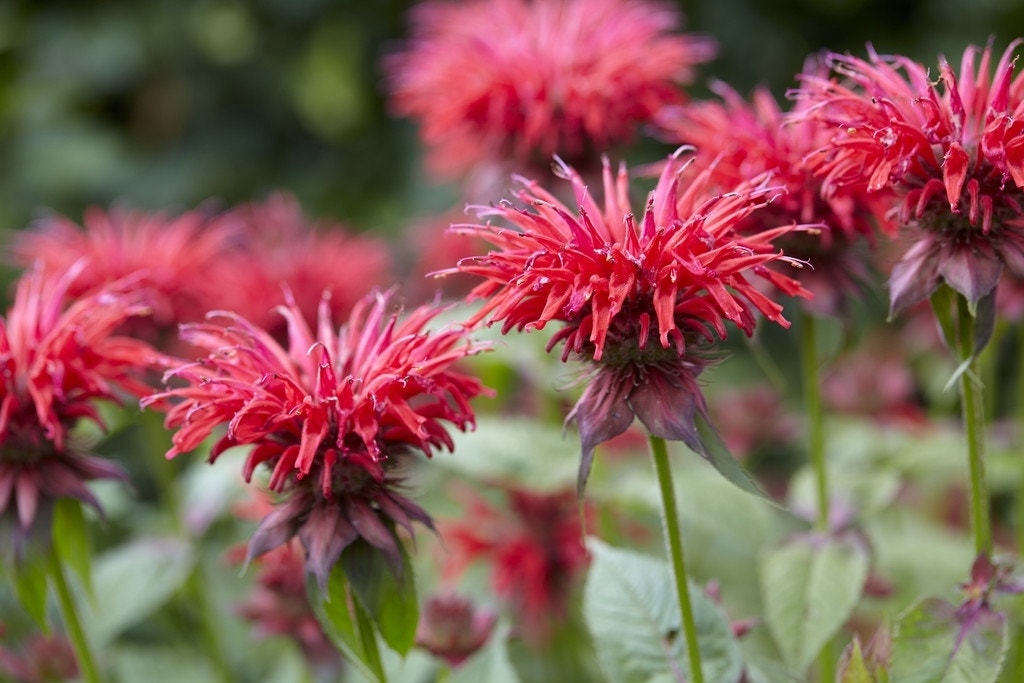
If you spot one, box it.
[143,290,489,585]
[791,41,1024,315]
[449,152,811,487]
[386,0,715,178]
[0,263,157,557]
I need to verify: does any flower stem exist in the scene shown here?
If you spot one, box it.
[49,552,102,683]
[956,296,992,558]
[648,434,704,683]
[800,312,829,534]
[353,596,387,683]
[799,312,836,683]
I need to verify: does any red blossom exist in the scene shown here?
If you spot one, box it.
[446,152,812,487]
[441,486,589,647]
[386,0,715,178]
[659,76,893,316]
[12,206,240,348]
[791,40,1024,315]
[0,263,158,557]
[415,592,498,666]
[143,289,489,585]
[213,192,393,341]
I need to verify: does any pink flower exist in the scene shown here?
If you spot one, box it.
[0,631,78,683]
[12,206,239,348]
[213,193,393,341]
[386,0,715,178]
[415,592,497,666]
[0,264,158,557]
[658,76,893,316]
[441,485,589,647]
[143,290,489,586]
[791,40,1024,316]
[446,152,811,488]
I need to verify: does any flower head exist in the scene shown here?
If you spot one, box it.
[447,152,811,488]
[12,206,239,348]
[415,592,498,666]
[659,76,892,316]
[143,290,489,586]
[791,40,1024,315]
[213,193,393,342]
[0,263,157,558]
[441,485,589,646]
[386,0,715,178]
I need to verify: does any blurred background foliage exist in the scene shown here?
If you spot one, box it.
[2,0,1024,242]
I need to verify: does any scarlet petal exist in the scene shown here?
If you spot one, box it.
[628,369,708,457]
[566,370,635,495]
[943,142,969,211]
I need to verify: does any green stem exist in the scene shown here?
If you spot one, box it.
[49,553,102,683]
[800,313,836,683]
[800,313,829,534]
[353,596,387,683]
[956,297,992,558]
[648,434,704,683]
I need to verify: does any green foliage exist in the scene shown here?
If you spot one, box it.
[341,539,419,657]
[309,562,385,682]
[760,533,870,674]
[52,498,92,593]
[584,538,744,683]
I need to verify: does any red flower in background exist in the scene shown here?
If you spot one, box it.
[792,40,1024,316]
[12,206,238,348]
[0,263,158,557]
[143,290,489,586]
[386,0,714,178]
[215,193,393,341]
[415,592,497,666]
[659,76,892,316]
[447,152,811,488]
[441,486,589,646]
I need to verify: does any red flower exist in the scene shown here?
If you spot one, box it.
[415,592,497,666]
[12,206,239,348]
[441,486,589,647]
[143,290,489,586]
[791,40,1024,315]
[0,631,78,683]
[447,152,811,488]
[385,0,715,178]
[0,264,157,557]
[659,76,893,316]
[213,193,393,342]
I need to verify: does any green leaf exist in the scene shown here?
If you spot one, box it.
[694,412,770,501]
[449,622,520,683]
[83,537,196,645]
[6,550,51,628]
[760,533,870,674]
[891,597,1008,683]
[341,539,419,657]
[838,637,876,683]
[52,498,91,594]
[308,562,385,683]
[583,538,743,683]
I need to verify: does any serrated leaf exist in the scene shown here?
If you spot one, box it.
[694,412,769,501]
[84,537,196,645]
[341,539,418,657]
[309,562,385,683]
[891,597,1008,683]
[583,538,743,683]
[760,533,869,674]
[52,498,91,595]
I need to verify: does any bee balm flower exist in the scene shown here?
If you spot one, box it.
[142,290,489,586]
[447,152,811,489]
[386,0,715,178]
[791,40,1024,317]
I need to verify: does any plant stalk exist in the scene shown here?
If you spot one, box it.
[49,553,103,683]
[956,297,992,558]
[648,434,704,683]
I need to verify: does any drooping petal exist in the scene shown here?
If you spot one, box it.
[628,365,708,457]
[565,368,635,495]
[937,243,1004,305]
